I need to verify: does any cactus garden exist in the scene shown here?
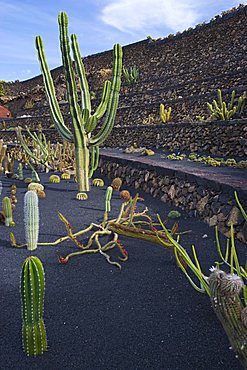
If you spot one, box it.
[0,4,247,370]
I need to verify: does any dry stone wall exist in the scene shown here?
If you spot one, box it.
[99,157,247,243]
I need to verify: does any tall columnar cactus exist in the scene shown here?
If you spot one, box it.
[18,162,23,180]
[208,269,247,368]
[20,256,47,356]
[35,12,123,191]
[2,196,13,226]
[24,191,39,251]
[207,89,246,120]
[160,104,172,123]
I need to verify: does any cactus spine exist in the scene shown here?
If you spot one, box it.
[20,256,47,356]
[2,196,13,226]
[208,270,247,367]
[24,191,39,251]
[35,12,123,192]
[160,104,172,123]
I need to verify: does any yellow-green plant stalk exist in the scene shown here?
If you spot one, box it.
[20,256,47,356]
[2,196,14,227]
[35,12,123,191]
[160,104,172,123]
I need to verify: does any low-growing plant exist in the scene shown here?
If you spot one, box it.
[92,178,104,187]
[49,174,60,183]
[160,104,172,123]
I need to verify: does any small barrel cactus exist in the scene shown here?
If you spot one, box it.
[28,182,44,192]
[49,174,60,183]
[111,177,122,191]
[120,190,131,202]
[76,192,88,200]
[92,178,104,187]
[61,172,71,180]
[24,191,39,251]
[20,256,47,356]
[2,196,14,227]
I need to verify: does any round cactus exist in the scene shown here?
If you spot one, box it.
[49,174,60,183]
[20,256,47,356]
[61,172,71,180]
[28,183,44,192]
[24,191,39,251]
[76,192,88,200]
[111,177,122,191]
[120,190,131,202]
[92,178,104,187]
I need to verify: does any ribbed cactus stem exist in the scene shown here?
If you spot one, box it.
[18,162,23,180]
[35,12,122,192]
[24,191,39,251]
[20,256,47,356]
[208,270,247,367]
[2,196,13,226]
[105,186,113,213]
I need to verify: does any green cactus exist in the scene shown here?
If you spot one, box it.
[89,145,100,179]
[18,162,23,180]
[2,196,14,227]
[49,174,60,183]
[92,178,104,187]
[207,89,246,120]
[20,256,47,356]
[35,12,123,192]
[24,191,39,251]
[160,104,172,123]
[123,65,139,85]
[105,186,113,213]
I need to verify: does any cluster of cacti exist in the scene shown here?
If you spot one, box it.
[123,65,139,85]
[49,174,60,183]
[92,178,104,187]
[24,190,39,251]
[35,12,123,192]
[111,177,122,191]
[165,151,247,169]
[76,192,88,200]
[20,256,47,356]
[160,104,172,123]
[207,89,246,120]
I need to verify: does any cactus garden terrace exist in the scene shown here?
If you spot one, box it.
[0,4,247,370]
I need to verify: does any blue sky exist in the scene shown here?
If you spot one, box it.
[0,0,245,82]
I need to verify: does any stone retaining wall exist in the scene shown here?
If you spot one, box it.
[99,156,247,242]
[105,119,247,157]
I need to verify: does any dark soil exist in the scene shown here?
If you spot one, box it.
[0,169,245,370]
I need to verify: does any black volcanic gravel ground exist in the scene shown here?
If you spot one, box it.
[0,170,245,370]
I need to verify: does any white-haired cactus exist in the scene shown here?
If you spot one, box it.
[2,196,14,226]
[208,269,247,367]
[20,256,47,356]
[35,12,123,192]
[24,191,39,251]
